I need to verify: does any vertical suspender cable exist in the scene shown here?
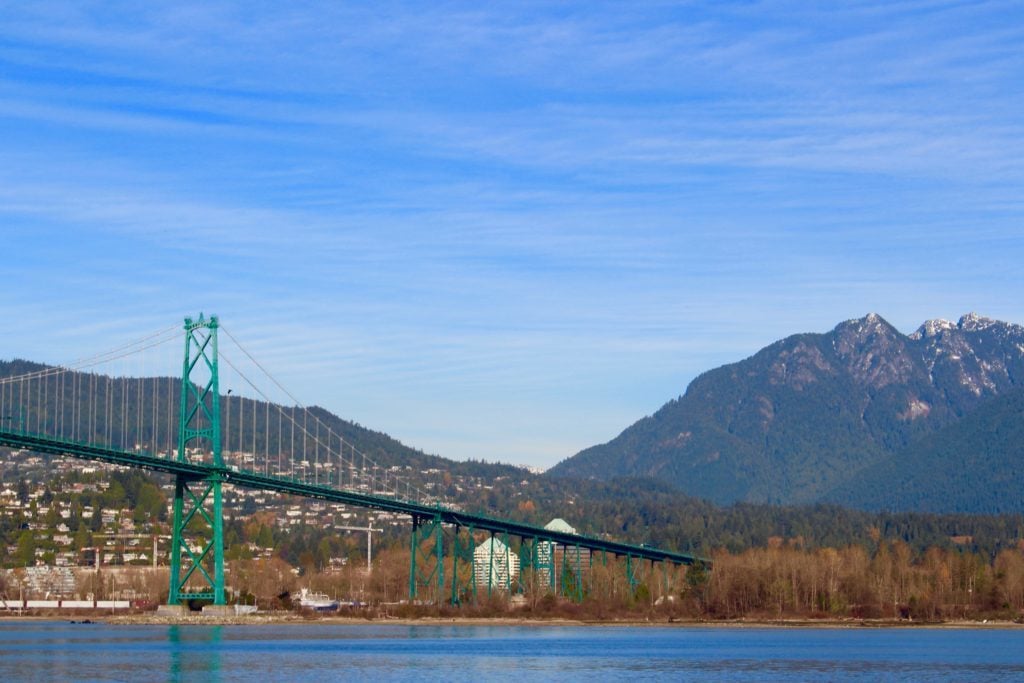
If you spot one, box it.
[238,392,243,462]
[71,373,76,441]
[41,371,45,435]
[302,410,308,480]
[153,374,159,456]
[121,373,127,451]
[136,358,141,451]
[105,375,110,448]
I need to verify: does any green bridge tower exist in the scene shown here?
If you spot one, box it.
[168,314,226,607]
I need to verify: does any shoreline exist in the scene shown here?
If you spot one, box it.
[4,613,1023,629]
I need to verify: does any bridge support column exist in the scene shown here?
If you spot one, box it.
[168,474,224,605]
[409,513,444,604]
[169,477,184,604]
[517,537,536,595]
[626,554,638,598]
[574,542,583,603]
[559,542,568,597]
[486,531,494,598]
[503,531,512,594]
[470,526,477,603]
[450,526,461,606]
[448,525,478,606]
[547,539,556,594]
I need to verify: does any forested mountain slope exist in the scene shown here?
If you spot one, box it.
[550,313,1024,511]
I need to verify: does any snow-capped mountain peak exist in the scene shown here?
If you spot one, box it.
[910,318,956,340]
[958,312,997,332]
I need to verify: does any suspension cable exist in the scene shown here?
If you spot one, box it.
[218,342,432,502]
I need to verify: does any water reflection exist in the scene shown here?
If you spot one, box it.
[3,621,1024,682]
[168,624,222,682]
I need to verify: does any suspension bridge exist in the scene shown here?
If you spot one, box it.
[0,314,707,610]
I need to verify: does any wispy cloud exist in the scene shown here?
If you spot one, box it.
[1,1,1022,465]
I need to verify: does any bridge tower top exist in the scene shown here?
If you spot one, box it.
[177,313,221,468]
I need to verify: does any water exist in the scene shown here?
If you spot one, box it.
[2,621,1024,681]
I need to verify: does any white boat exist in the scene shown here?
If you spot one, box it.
[297,588,339,612]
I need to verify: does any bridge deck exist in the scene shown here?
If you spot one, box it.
[0,429,708,567]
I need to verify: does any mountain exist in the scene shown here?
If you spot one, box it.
[548,313,1024,510]
[823,387,1024,514]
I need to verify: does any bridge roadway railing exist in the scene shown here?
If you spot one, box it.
[0,429,709,568]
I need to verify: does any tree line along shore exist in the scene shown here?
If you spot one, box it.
[4,537,1024,625]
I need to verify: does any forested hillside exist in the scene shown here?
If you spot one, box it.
[823,389,1024,513]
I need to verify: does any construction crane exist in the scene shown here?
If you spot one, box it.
[335,525,381,573]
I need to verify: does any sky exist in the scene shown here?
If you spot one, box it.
[1,2,1023,469]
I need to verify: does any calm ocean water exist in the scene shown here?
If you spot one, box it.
[2,621,1023,682]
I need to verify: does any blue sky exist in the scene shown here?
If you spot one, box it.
[1,2,1022,468]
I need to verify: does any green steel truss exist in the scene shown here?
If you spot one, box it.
[447,525,477,605]
[169,315,225,605]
